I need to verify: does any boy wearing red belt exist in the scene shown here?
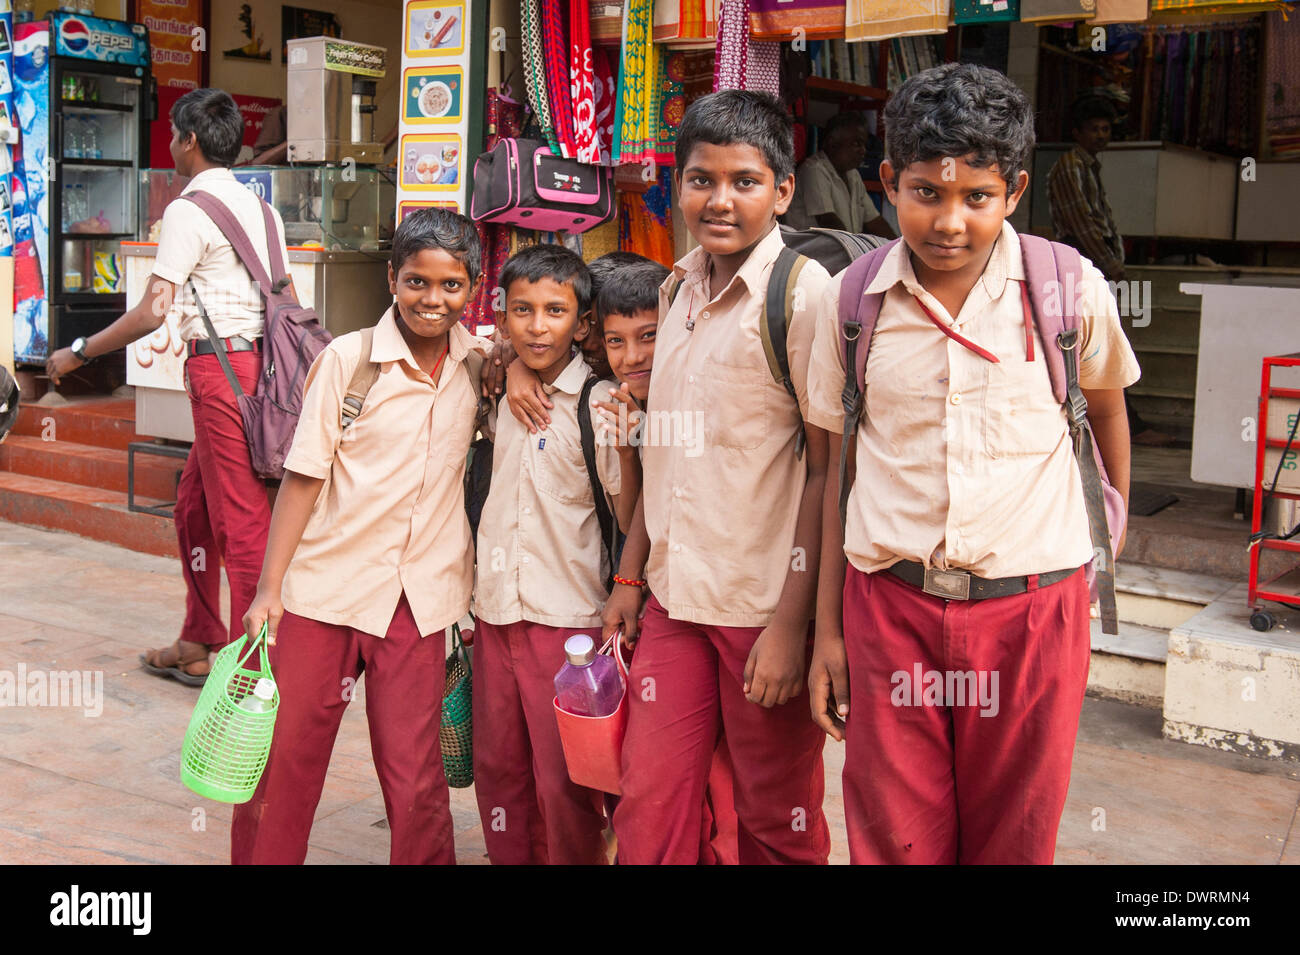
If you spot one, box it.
[805,64,1140,865]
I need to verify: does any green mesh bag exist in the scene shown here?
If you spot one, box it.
[180,624,278,804]
[440,624,473,788]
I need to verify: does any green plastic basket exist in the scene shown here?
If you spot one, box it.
[440,625,473,788]
[180,625,278,804]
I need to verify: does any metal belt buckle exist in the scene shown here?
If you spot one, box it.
[923,567,971,600]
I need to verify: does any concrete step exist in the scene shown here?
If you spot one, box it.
[0,471,176,558]
[1163,582,1300,761]
[0,434,185,502]
[11,398,145,452]
[1089,564,1237,708]
[1089,619,1168,708]
[1114,563,1236,630]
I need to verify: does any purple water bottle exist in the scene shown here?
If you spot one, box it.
[554,635,624,717]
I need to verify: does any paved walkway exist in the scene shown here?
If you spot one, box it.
[0,520,1296,864]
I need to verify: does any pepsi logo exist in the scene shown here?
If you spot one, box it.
[61,18,91,53]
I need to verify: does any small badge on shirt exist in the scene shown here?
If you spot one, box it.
[538,437,546,450]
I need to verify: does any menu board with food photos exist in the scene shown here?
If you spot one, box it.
[397,0,472,219]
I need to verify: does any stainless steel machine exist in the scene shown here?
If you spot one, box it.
[286,36,387,164]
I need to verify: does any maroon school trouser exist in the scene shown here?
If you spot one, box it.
[614,596,830,865]
[472,619,609,865]
[175,351,271,650]
[841,565,1091,865]
[230,594,455,865]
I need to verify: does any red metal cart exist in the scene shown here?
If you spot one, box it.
[1248,352,1300,631]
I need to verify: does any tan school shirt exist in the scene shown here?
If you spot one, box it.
[643,224,831,628]
[151,166,289,343]
[280,307,489,637]
[473,352,622,629]
[805,221,1141,579]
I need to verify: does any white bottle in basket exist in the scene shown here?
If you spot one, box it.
[238,678,276,713]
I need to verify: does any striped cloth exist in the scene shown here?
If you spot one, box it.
[540,0,578,158]
[614,0,658,164]
[521,0,560,153]
[570,0,601,163]
[846,0,949,43]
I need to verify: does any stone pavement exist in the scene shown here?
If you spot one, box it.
[0,519,1296,865]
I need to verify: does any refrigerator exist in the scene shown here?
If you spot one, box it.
[11,12,151,363]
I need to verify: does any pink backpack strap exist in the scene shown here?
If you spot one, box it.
[258,199,290,289]
[835,237,900,530]
[1021,233,1121,634]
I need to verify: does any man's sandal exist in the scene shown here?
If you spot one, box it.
[140,640,211,687]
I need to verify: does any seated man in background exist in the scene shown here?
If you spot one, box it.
[784,112,894,239]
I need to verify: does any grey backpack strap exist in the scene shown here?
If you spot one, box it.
[189,279,245,400]
[340,326,380,430]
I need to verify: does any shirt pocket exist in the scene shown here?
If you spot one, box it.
[533,429,592,506]
[982,357,1065,458]
[441,388,479,471]
[702,361,770,451]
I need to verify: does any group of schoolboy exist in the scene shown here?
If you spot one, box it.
[156,63,1141,866]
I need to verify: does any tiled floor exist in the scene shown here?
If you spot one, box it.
[0,520,1296,865]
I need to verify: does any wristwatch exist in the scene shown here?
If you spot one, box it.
[70,337,91,363]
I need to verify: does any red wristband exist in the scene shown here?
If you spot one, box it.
[613,574,647,588]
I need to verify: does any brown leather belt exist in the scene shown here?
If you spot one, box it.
[188,335,259,357]
[885,560,1080,601]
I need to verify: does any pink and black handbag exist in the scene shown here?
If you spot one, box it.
[469,138,614,234]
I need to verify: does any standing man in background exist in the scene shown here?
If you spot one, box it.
[1048,94,1170,447]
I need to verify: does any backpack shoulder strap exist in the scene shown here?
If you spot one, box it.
[181,191,276,295]
[578,374,618,593]
[1019,233,1079,406]
[257,199,292,293]
[764,245,810,457]
[1020,233,1118,634]
[340,326,380,430]
[835,238,900,530]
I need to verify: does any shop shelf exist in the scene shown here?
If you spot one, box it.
[60,100,134,113]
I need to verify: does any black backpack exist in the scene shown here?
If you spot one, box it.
[666,225,889,456]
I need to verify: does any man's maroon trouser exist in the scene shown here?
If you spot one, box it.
[175,351,270,650]
[614,595,829,865]
[230,594,455,865]
[841,565,1091,865]
[472,619,610,865]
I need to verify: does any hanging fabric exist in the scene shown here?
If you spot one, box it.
[714,0,781,94]
[654,0,718,46]
[592,0,626,43]
[540,0,579,158]
[614,0,658,164]
[592,46,618,164]
[1090,0,1148,23]
[1020,0,1095,22]
[952,0,1019,24]
[464,87,522,332]
[748,0,848,41]
[521,0,560,153]
[570,0,601,163]
[618,166,675,267]
[653,50,714,163]
[845,0,949,43]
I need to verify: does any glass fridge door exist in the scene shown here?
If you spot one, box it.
[54,63,144,303]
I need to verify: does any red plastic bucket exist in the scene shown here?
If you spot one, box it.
[553,633,630,794]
